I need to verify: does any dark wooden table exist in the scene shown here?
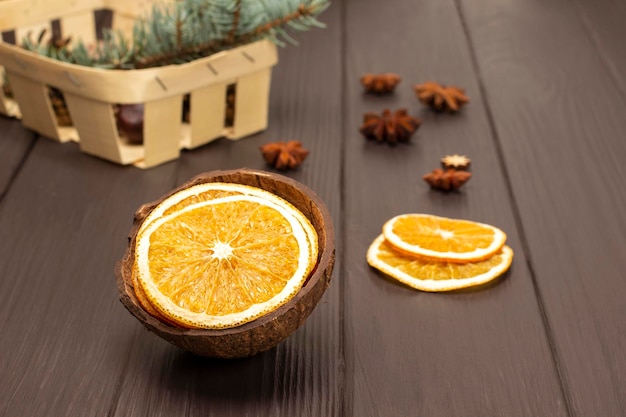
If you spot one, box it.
[2,0,626,415]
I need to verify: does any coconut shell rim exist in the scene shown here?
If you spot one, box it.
[115,168,335,338]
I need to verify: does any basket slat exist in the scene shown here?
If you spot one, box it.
[0,85,7,114]
[103,0,164,18]
[6,71,62,141]
[229,68,272,140]
[0,0,102,31]
[142,95,184,168]
[14,21,51,46]
[110,12,135,39]
[0,40,277,103]
[61,12,96,46]
[0,88,20,117]
[187,83,228,149]
[63,92,126,163]
[0,68,12,115]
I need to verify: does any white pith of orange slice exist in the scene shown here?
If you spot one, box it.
[382,214,507,263]
[139,183,251,234]
[134,194,314,329]
[367,235,513,292]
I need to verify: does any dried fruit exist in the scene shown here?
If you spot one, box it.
[360,72,401,94]
[133,184,319,329]
[441,154,471,170]
[382,213,507,263]
[137,182,319,270]
[367,235,513,291]
[423,168,471,191]
[360,109,422,144]
[225,84,236,127]
[413,81,469,112]
[260,140,309,170]
[116,104,144,145]
[48,88,72,127]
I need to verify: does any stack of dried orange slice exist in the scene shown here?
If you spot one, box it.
[131,183,319,329]
[367,214,513,291]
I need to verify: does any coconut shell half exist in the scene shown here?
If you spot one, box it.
[115,168,335,358]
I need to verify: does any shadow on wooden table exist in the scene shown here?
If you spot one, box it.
[159,349,276,401]
[146,338,320,410]
[114,326,330,414]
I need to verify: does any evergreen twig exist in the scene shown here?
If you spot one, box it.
[135,1,323,69]
[228,0,242,44]
[20,0,330,70]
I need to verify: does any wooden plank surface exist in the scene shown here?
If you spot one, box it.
[343,0,568,415]
[572,0,626,91]
[3,0,626,415]
[458,0,626,415]
[0,116,36,199]
[0,139,179,417]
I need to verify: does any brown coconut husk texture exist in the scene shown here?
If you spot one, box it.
[115,168,335,358]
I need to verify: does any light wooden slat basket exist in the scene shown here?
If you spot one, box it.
[0,0,278,168]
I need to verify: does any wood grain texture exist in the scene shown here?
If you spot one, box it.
[3,0,626,415]
[459,0,626,415]
[343,0,567,415]
[0,140,178,417]
[571,0,626,94]
[0,117,35,198]
[111,4,343,416]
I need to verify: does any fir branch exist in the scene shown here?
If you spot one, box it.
[21,28,73,61]
[228,0,242,44]
[134,38,222,69]
[135,0,328,69]
[237,2,324,46]
[176,14,183,49]
[20,0,330,70]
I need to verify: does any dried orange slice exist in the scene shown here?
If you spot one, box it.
[139,183,250,233]
[383,214,506,263]
[131,267,180,327]
[367,235,513,291]
[138,182,318,269]
[134,194,315,329]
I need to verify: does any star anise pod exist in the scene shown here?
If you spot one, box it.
[260,140,309,170]
[441,154,471,170]
[360,109,422,144]
[423,168,472,191]
[360,73,401,94]
[413,81,469,112]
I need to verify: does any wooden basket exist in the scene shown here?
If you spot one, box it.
[0,0,278,168]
